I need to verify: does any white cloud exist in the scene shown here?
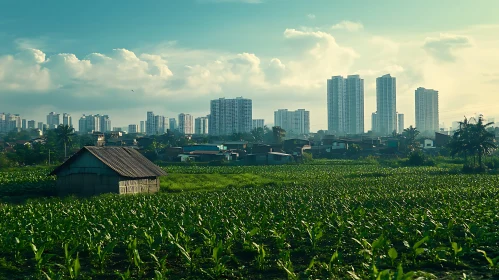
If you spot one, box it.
[423,33,472,62]
[331,21,364,32]
[307,14,316,19]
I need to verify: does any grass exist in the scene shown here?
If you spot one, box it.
[160,173,276,192]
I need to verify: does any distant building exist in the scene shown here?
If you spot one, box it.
[112,127,122,132]
[274,109,310,135]
[140,121,145,133]
[169,118,177,132]
[47,112,60,129]
[397,113,404,134]
[128,124,138,134]
[252,119,265,130]
[22,119,26,130]
[371,112,378,133]
[37,122,44,131]
[146,112,167,135]
[146,112,155,135]
[79,115,100,134]
[100,115,112,132]
[327,75,364,135]
[195,117,209,135]
[209,97,252,136]
[375,74,397,135]
[415,87,439,135]
[0,113,21,133]
[63,113,73,128]
[178,113,194,134]
[28,120,36,129]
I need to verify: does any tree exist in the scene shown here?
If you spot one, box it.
[272,126,286,144]
[251,127,265,143]
[401,126,420,153]
[449,116,497,170]
[56,124,75,158]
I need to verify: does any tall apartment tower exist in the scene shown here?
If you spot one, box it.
[140,121,145,133]
[252,119,265,130]
[22,119,26,130]
[274,109,310,135]
[209,97,252,136]
[327,76,345,134]
[99,115,112,132]
[28,120,36,129]
[195,117,209,135]
[169,118,177,132]
[79,115,100,134]
[146,112,155,135]
[128,124,138,134]
[63,113,72,128]
[375,74,397,135]
[397,113,405,134]
[327,75,364,135]
[178,113,194,134]
[47,112,60,129]
[415,87,439,135]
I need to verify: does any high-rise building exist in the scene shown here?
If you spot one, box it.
[375,74,397,135]
[327,76,345,134]
[274,109,310,135]
[0,113,21,133]
[140,121,145,133]
[128,124,138,134]
[79,115,100,134]
[178,113,194,134]
[371,113,378,133]
[415,87,439,135]
[209,97,252,136]
[195,117,209,135]
[252,119,265,130]
[37,122,44,131]
[327,75,364,135]
[28,120,36,129]
[146,112,155,135]
[153,115,167,134]
[47,112,60,129]
[169,118,177,132]
[63,113,72,128]
[397,113,405,134]
[22,119,26,130]
[99,115,112,132]
[345,75,364,134]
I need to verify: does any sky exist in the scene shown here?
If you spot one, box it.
[1,0,499,132]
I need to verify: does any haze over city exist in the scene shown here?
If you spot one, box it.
[1,0,498,131]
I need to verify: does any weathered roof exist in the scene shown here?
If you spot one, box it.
[50,146,167,178]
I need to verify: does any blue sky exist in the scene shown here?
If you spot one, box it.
[1,0,499,131]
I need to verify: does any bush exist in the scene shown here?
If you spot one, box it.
[405,151,435,167]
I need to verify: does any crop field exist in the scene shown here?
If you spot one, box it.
[0,164,498,279]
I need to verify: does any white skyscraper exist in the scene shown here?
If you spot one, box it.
[252,119,265,130]
[47,112,60,129]
[178,113,194,134]
[209,97,252,136]
[128,124,138,134]
[195,117,209,135]
[376,74,397,135]
[169,118,177,132]
[79,115,100,134]
[146,111,155,135]
[397,113,405,134]
[327,76,345,134]
[327,75,364,135]
[63,113,72,128]
[274,109,310,135]
[140,121,145,133]
[99,115,112,132]
[415,87,439,135]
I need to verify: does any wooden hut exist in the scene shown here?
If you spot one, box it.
[50,146,167,196]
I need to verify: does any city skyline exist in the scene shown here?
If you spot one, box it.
[1,1,498,131]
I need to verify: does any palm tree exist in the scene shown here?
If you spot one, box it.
[402,125,420,153]
[449,116,497,169]
[56,124,75,159]
[272,126,286,144]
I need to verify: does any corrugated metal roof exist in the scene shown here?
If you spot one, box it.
[50,146,167,178]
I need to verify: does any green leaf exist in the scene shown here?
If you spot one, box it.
[413,236,429,250]
[388,248,398,260]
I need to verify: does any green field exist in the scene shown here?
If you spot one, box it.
[0,163,498,279]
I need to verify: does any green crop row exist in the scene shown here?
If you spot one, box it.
[0,164,498,279]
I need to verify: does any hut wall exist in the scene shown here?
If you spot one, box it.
[57,174,120,196]
[118,177,160,194]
